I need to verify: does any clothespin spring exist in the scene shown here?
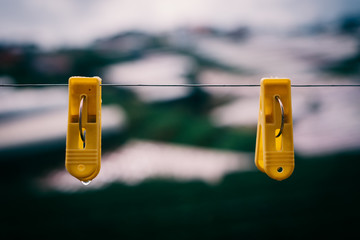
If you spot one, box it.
[79,95,86,148]
[275,96,284,138]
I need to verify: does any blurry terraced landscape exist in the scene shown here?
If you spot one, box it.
[1,14,360,239]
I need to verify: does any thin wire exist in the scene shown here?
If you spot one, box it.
[102,84,261,87]
[1,83,360,87]
[0,84,68,87]
[291,84,360,88]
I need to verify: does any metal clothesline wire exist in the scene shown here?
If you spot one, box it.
[1,83,360,88]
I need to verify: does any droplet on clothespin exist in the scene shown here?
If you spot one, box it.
[81,180,92,186]
[254,78,294,180]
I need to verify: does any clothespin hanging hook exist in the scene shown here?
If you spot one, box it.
[275,96,284,138]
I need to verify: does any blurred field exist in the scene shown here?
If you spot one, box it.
[1,1,360,239]
[1,150,360,239]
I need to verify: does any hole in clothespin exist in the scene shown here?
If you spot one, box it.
[277,167,283,173]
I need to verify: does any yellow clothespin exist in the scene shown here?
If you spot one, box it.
[255,78,294,180]
[65,76,102,185]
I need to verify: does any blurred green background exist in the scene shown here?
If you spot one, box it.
[1,0,360,239]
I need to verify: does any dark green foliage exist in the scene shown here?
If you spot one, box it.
[1,152,359,239]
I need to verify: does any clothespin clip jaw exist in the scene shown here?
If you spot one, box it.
[65,76,102,183]
[255,78,294,181]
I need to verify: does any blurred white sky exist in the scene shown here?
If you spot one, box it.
[0,0,359,48]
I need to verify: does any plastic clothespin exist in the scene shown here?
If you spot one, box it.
[65,76,102,184]
[255,78,294,180]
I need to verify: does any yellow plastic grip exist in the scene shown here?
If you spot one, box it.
[65,76,102,183]
[255,78,294,180]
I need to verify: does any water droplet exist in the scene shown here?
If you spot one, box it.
[81,180,91,186]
